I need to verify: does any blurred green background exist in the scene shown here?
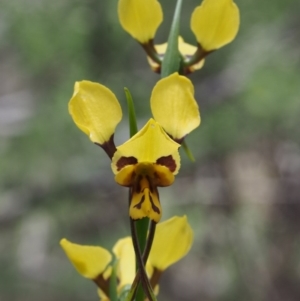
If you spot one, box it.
[1,0,300,300]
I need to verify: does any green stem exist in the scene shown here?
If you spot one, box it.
[125,221,157,301]
[130,218,157,301]
[161,0,183,78]
[141,40,162,64]
[134,217,149,301]
[182,139,195,162]
[109,257,118,301]
[182,44,213,68]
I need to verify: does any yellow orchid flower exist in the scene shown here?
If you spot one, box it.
[69,73,200,222]
[118,0,239,73]
[60,216,193,300]
[112,118,180,222]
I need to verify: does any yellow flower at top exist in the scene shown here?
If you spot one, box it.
[118,0,240,73]
[69,73,200,222]
[60,216,193,300]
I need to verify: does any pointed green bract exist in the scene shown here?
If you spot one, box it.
[182,140,195,162]
[161,0,183,77]
[109,257,118,301]
[124,87,138,137]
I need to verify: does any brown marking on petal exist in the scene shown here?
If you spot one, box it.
[116,156,138,171]
[95,134,117,159]
[149,193,160,214]
[134,195,145,210]
[174,136,184,144]
[167,132,184,144]
[150,267,163,288]
[156,155,176,172]
[146,175,154,193]
[93,274,109,297]
[135,175,143,193]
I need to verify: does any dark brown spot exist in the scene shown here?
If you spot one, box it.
[134,195,145,210]
[150,267,163,288]
[149,194,160,214]
[135,175,143,193]
[93,274,109,297]
[146,175,154,193]
[156,155,176,172]
[116,156,138,171]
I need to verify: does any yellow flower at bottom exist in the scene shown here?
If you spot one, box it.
[60,216,193,300]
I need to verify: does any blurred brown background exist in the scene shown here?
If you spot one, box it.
[1,0,300,300]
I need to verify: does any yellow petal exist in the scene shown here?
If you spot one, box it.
[152,164,175,187]
[118,0,163,43]
[114,164,136,186]
[149,216,193,270]
[150,73,200,140]
[60,238,112,279]
[113,237,136,289]
[191,0,240,51]
[69,81,122,145]
[111,119,180,175]
[147,37,205,72]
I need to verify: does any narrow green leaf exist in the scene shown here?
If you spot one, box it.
[161,0,183,77]
[120,284,132,301]
[109,257,118,301]
[124,87,138,137]
[182,140,195,162]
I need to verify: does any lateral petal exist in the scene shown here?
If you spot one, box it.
[149,216,193,270]
[60,238,112,279]
[191,0,240,51]
[69,81,122,145]
[118,0,163,43]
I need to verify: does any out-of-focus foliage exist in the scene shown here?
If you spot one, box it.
[0,0,300,301]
